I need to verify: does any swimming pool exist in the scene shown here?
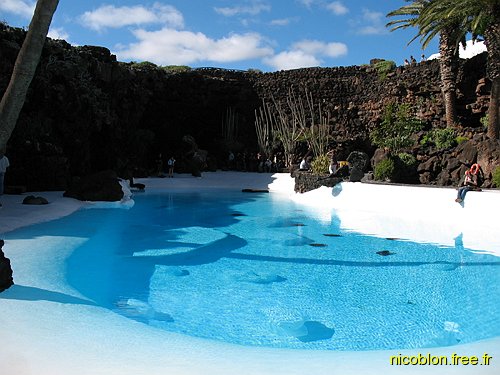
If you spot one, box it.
[16,190,500,351]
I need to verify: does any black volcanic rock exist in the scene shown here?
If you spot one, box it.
[63,170,124,201]
[0,240,14,292]
[0,23,495,190]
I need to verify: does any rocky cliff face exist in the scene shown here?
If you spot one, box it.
[0,24,496,190]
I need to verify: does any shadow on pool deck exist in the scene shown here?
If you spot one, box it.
[0,284,96,306]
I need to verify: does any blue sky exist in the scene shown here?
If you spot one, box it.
[0,0,443,72]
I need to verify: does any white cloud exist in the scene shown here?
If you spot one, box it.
[270,18,292,26]
[214,2,271,17]
[80,3,184,31]
[264,50,320,71]
[326,2,348,16]
[114,28,273,65]
[292,40,348,57]
[264,39,348,70]
[48,27,69,41]
[297,0,316,9]
[355,9,388,35]
[0,0,35,18]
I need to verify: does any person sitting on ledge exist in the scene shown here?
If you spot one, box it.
[327,149,338,175]
[455,163,483,203]
[299,148,313,171]
[129,177,145,191]
[299,156,312,171]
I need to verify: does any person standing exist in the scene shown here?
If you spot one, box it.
[167,156,176,178]
[0,153,10,201]
[155,153,164,177]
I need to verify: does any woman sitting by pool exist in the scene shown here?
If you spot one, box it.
[455,163,483,203]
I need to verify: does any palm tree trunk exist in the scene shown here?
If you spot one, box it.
[438,27,459,128]
[484,6,500,139]
[0,0,59,153]
[488,78,500,139]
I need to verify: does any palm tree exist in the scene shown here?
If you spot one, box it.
[387,0,463,129]
[0,0,60,153]
[420,0,499,138]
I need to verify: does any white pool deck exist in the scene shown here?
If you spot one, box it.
[0,172,499,375]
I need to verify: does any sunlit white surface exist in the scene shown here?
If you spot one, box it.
[275,181,500,257]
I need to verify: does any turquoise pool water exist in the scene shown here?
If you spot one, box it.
[11,191,500,350]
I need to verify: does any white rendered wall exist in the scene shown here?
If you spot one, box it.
[269,174,500,257]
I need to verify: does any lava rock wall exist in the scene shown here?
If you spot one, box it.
[0,24,494,190]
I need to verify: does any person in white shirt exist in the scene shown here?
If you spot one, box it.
[299,156,311,171]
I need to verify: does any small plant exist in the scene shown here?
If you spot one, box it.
[311,154,330,174]
[370,102,425,154]
[397,152,416,167]
[480,113,489,129]
[493,166,500,188]
[455,135,469,144]
[374,60,396,80]
[374,158,395,181]
[420,133,432,146]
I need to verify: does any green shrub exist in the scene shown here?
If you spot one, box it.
[374,60,396,80]
[129,61,159,70]
[311,154,330,174]
[370,102,425,154]
[162,65,191,73]
[247,68,262,74]
[420,128,457,149]
[493,166,500,188]
[433,128,456,149]
[374,158,395,181]
[420,133,433,146]
[397,152,416,167]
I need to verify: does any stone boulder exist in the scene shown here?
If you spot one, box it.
[349,168,365,182]
[347,151,369,171]
[292,170,343,193]
[22,195,49,205]
[63,170,124,201]
[0,240,14,292]
[347,151,369,182]
[371,148,389,169]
